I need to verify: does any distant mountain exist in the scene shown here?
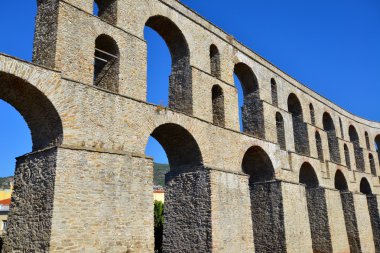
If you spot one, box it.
[0,176,13,189]
[154,163,170,187]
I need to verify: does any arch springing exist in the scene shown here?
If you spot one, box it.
[315,131,324,161]
[93,0,117,25]
[288,94,310,155]
[94,34,120,92]
[276,112,286,150]
[271,78,278,106]
[211,85,225,127]
[145,15,192,114]
[349,125,364,171]
[323,112,340,163]
[210,45,221,78]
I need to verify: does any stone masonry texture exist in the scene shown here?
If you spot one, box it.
[0,0,380,252]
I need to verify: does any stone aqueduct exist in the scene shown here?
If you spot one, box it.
[1,0,380,252]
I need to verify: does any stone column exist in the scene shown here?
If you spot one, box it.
[340,192,361,253]
[354,193,376,253]
[5,147,156,253]
[209,169,254,253]
[163,167,212,253]
[366,194,380,252]
[249,180,312,253]
[324,189,350,252]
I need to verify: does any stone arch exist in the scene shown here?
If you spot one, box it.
[93,0,117,25]
[335,170,348,191]
[276,112,286,150]
[209,44,221,78]
[234,63,264,137]
[150,123,203,170]
[323,112,340,163]
[149,123,210,252]
[344,144,352,170]
[288,93,309,155]
[365,132,370,150]
[349,125,364,171]
[242,146,275,183]
[299,162,319,188]
[211,85,225,127]
[360,177,372,195]
[315,131,324,161]
[145,15,192,114]
[369,153,377,176]
[309,103,315,125]
[94,34,120,92]
[271,78,278,106]
[0,72,63,150]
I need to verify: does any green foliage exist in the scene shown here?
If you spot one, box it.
[153,163,170,187]
[0,177,13,189]
[154,200,164,253]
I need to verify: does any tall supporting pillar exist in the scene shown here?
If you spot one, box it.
[353,193,376,253]
[249,180,312,253]
[367,195,380,252]
[209,169,254,253]
[5,147,155,252]
[324,189,350,252]
[163,167,212,253]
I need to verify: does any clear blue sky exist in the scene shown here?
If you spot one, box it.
[1,0,380,176]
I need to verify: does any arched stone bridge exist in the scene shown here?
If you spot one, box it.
[1,0,380,252]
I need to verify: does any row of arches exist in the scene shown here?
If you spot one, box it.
[90,11,380,176]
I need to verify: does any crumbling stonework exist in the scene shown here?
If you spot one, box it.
[1,0,380,252]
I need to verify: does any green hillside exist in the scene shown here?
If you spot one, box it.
[154,163,170,187]
[0,176,13,189]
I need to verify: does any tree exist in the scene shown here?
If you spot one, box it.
[154,200,164,253]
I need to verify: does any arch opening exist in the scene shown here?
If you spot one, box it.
[299,162,319,188]
[360,178,372,195]
[339,118,344,139]
[365,132,370,150]
[271,78,278,106]
[334,170,348,192]
[309,103,315,125]
[375,135,380,165]
[276,112,286,150]
[234,63,264,137]
[147,123,210,252]
[344,144,352,170]
[93,0,117,25]
[210,45,221,78]
[145,16,192,114]
[94,34,120,93]
[288,94,309,155]
[242,146,275,184]
[369,154,377,176]
[349,126,364,171]
[323,112,340,163]
[211,85,225,127]
[0,72,63,150]
[315,131,324,161]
